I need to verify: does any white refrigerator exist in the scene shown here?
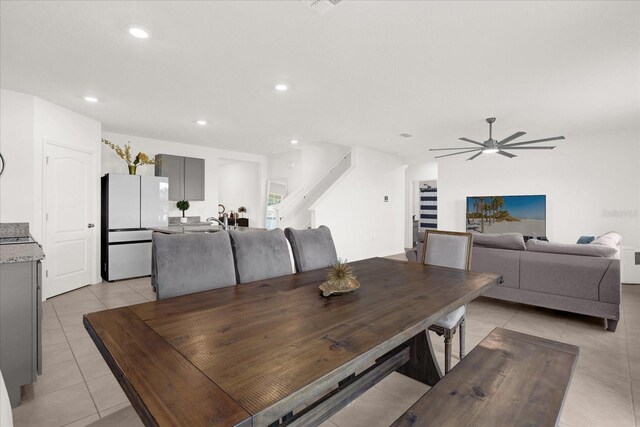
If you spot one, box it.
[101,174,168,281]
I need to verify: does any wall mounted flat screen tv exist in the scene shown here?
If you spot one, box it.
[466,195,546,238]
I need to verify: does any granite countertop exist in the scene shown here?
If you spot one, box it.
[0,243,45,264]
[0,222,30,238]
[150,225,266,234]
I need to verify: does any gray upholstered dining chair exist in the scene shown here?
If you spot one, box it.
[421,230,473,373]
[152,231,237,300]
[228,228,293,283]
[284,225,338,273]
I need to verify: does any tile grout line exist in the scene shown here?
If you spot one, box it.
[51,300,102,423]
[372,383,426,408]
[125,281,156,301]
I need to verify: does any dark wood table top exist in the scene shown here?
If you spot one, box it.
[84,257,501,427]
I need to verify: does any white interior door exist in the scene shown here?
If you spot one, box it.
[44,143,95,298]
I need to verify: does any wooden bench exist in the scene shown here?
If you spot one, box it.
[391,327,579,427]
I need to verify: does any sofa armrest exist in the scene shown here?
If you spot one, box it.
[600,259,621,305]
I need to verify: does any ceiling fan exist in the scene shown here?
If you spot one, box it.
[430,118,565,161]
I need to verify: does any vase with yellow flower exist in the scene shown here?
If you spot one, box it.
[102,138,155,175]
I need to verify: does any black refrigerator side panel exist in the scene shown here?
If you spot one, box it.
[101,175,109,281]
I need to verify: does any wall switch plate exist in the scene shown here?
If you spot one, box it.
[384,196,389,202]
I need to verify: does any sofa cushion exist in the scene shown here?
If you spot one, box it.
[472,232,526,251]
[526,239,618,258]
[520,251,614,301]
[471,247,521,289]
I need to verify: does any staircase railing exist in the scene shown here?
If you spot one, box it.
[275,150,352,226]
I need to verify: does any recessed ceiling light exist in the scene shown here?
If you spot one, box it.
[290,139,299,145]
[84,96,98,103]
[128,26,150,39]
[196,120,207,125]
[275,84,288,91]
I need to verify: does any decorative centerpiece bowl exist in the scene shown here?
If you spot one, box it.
[319,259,360,297]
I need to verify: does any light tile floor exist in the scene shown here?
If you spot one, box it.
[12,269,640,427]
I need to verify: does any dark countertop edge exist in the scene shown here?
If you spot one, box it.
[149,225,266,234]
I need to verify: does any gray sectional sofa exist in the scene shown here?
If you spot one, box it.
[407,232,621,331]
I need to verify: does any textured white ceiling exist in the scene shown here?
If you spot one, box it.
[1,1,638,162]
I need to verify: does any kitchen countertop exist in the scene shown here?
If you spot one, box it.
[149,225,266,234]
[0,243,45,264]
[0,222,30,238]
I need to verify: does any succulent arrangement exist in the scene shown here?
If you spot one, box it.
[320,258,360,297]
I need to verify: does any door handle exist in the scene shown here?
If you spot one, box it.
[88,223,95,228]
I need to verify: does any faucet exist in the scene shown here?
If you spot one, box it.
[206,213,229,230]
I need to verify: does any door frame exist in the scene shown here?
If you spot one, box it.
[42,139,99,298]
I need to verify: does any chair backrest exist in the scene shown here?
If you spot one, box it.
[228,228,293,283]
[284,225,338,273]
[152,231,237,300]
[421,230,473,270]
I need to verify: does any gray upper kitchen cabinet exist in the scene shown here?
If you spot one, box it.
[183,157,205,201]
[155,154,185,201]
[155,154,204,201]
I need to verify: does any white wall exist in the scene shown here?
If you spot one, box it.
[267,149,303,191]
[313,147,406,261]
[267,143,350,194]
[436,128,640,247]
[404,162,438,247]
[101,132,268,226]
[267,142,350,228]
[0,89,102,286]
[219,160,261,226]
[0,90,34,223]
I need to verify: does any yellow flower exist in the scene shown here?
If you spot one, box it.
[102,138,154,167]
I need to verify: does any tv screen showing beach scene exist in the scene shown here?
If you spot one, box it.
[466,195,546,237]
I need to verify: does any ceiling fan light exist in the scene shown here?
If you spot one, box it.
[483,148,499,154]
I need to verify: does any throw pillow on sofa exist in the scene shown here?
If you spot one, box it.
[591,231,622,247]
[472,232,526,251]
[526,239,619,258]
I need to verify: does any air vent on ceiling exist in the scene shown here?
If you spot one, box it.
[399,133,413,138]
[302,0,343,15]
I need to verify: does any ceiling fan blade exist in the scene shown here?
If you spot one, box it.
[497,131,526,146]
[497,150,517,158]
[467,151,483,161]
[501,136,565,148]
[459,137,487,147]
[504,146,556,150]
[429,147,479,151]
[435,148,483,159]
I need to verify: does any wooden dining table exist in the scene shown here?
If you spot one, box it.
[83,257,501,427]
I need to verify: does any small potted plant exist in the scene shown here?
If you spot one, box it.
[176,200,190,223]
[237,206,248,227]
